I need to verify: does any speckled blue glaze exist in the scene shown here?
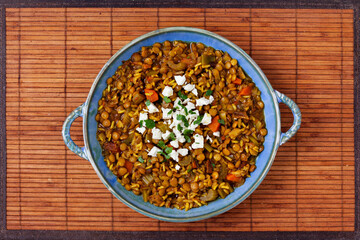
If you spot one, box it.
[62,27,301,222]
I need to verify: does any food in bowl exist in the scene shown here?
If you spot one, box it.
[95,40,267,211]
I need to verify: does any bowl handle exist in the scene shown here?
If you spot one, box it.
[275,90,302,145]
[62,103,88,160]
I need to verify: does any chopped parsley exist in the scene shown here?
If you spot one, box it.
[218,119,225,125]
[177,91,188,100]
[194,115,204,125]
[145,99,151,106]
[205,90,213,96]
[139,120,143,127]
[163,96,171,103]
[138,156,144,163]
[169,132,176,141]
[185,135,192,143]
[144,119,155,129]
[176,114,189,127]
[183,129,193,136]
[157,140,166,149]
[212,163,215,168]
[189,110,196,114]
[164,146,173,154]
[167,109,173,115]
[177,124,183,132]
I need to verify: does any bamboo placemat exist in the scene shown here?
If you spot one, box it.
[5,8,355,232]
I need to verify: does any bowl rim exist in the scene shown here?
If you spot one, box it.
[82,27,281,222]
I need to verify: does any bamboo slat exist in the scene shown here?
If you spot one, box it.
[5,8,355,232]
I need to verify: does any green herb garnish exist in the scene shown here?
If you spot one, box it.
[157,140,165,149]
[212,163,215,168]
[139,120,143,127]
[177,114,189,127]
[144,119,155,129]
[189,110,195,114]
[177,91,188,100]
[145,99,151,106]
[183,129,193,136]
[163,96,171,103]
[138,156,144,163]
[177,124,183,132]
[164,147,173,154]
[205,90,213,96]
[168,109,173,115]
[194,115,203,125]
[218,119,225,125]
[169,132,176,141]
[187,168,192,173]
[185,135,192,143]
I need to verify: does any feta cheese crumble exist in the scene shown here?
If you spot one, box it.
[177,148,188,156]
[162,107,173,119]
[175,164,181,170]
[162,86,173,97]
[192,134,204,149]
[148,146,161,157]
[213,131,220,137]
[147,102,159,113]
[152,127,162,140]
[183,84,195,92]
[201,113,212,125]
[175,75,186,85]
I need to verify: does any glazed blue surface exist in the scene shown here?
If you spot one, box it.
[62,27,301,222]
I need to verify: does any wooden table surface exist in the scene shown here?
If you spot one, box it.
[1,3,359,239]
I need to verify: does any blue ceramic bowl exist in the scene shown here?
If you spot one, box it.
[62,27,301,222]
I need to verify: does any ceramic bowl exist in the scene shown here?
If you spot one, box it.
[62,27,301,222]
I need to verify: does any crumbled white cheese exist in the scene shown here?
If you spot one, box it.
[186,101,196,111]
[162,108,173,119]
[139,112,148,121]
[136,127,146,134]
[195,96,214,107]
[148,146,161,157]
[201,113,212,125]
[175,75,186,85]
[147,102,159,113]
[175,164,181,171]
[170,139,179,148]
[206,135,213,143]
[152,127,162,140]
[162,86,173,97]
[192,134,204,149]
[183,84,195,92]
[213,131,220,137]
[170,150,179,162]
[173,97,182,109]
[173,129,186,143]
[191,88,198,96]
[177,148,188,156]
[162,130,171,140]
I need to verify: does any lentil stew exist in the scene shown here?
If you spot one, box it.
[96,40,267,211]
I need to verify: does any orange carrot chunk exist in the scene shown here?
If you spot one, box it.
[226,174,241,182]
[124,161,133,173]
[208,116,221,132]
[239,86,252,96]
[232,78,242,85]
[144,89,159,102]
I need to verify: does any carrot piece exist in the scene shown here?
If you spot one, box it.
[144,89,159,102]
[208,116,220,132]
[226,174,241,182]
[124,161,133,173]
[239,86,252,96]
[143,64,152,70]
[192,161,197,169]
[181,58,196,66]
[232,78,242,85]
